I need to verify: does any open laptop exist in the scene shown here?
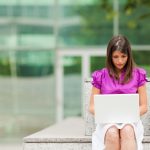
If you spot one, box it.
[94,94,140,124]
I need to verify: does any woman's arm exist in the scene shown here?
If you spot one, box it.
[89,86,100,115]
[138,84,148,116]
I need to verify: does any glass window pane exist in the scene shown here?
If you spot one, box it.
[19,5,54,18]
[16,50,54,76]
[18,25,54,47]
[0,49,55,141]
[0,5,8,16]
[0,3,55,46]
[63,56,82,117]
[0,25,12,46]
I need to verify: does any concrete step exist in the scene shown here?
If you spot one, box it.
[23,117,150,150]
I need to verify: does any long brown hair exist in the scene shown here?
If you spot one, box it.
[106,35,135,83]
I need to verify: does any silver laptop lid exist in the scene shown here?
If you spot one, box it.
[94,94,140,124]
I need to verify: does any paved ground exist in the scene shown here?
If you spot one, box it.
[0,144,22,150]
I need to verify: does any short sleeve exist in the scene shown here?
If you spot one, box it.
[91,70,103,89]
[137,68,147,87]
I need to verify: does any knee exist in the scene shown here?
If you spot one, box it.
[120,124,135,140]
[105,126,119,143]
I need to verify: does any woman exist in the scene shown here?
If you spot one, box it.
[89,35,148,150]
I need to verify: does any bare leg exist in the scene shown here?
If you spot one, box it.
[104,126,120,150]
[120,124,136,150]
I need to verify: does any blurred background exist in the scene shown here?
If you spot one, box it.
[0,0,149,149]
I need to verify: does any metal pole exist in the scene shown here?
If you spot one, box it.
[113,0,119,35]
[8,0,19,115]
[81,54,90,117]
[54,0,64,122]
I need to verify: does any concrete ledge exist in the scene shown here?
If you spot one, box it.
[23,117,92,150]
[23,143,91,150]
[143,136,150,143]
[23,117,91,144]
[23,117,150,150]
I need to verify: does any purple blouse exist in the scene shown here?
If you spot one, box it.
[91,68,147,94]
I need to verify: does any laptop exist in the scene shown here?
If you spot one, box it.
[94,94,140,124]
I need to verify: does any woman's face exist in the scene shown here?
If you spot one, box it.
[112,50,128,71]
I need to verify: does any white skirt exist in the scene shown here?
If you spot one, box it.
[92,120,144,150]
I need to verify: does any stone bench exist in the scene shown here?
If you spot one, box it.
[23,117,150,150]
[23,78,150,150]
[23,117,92,150]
